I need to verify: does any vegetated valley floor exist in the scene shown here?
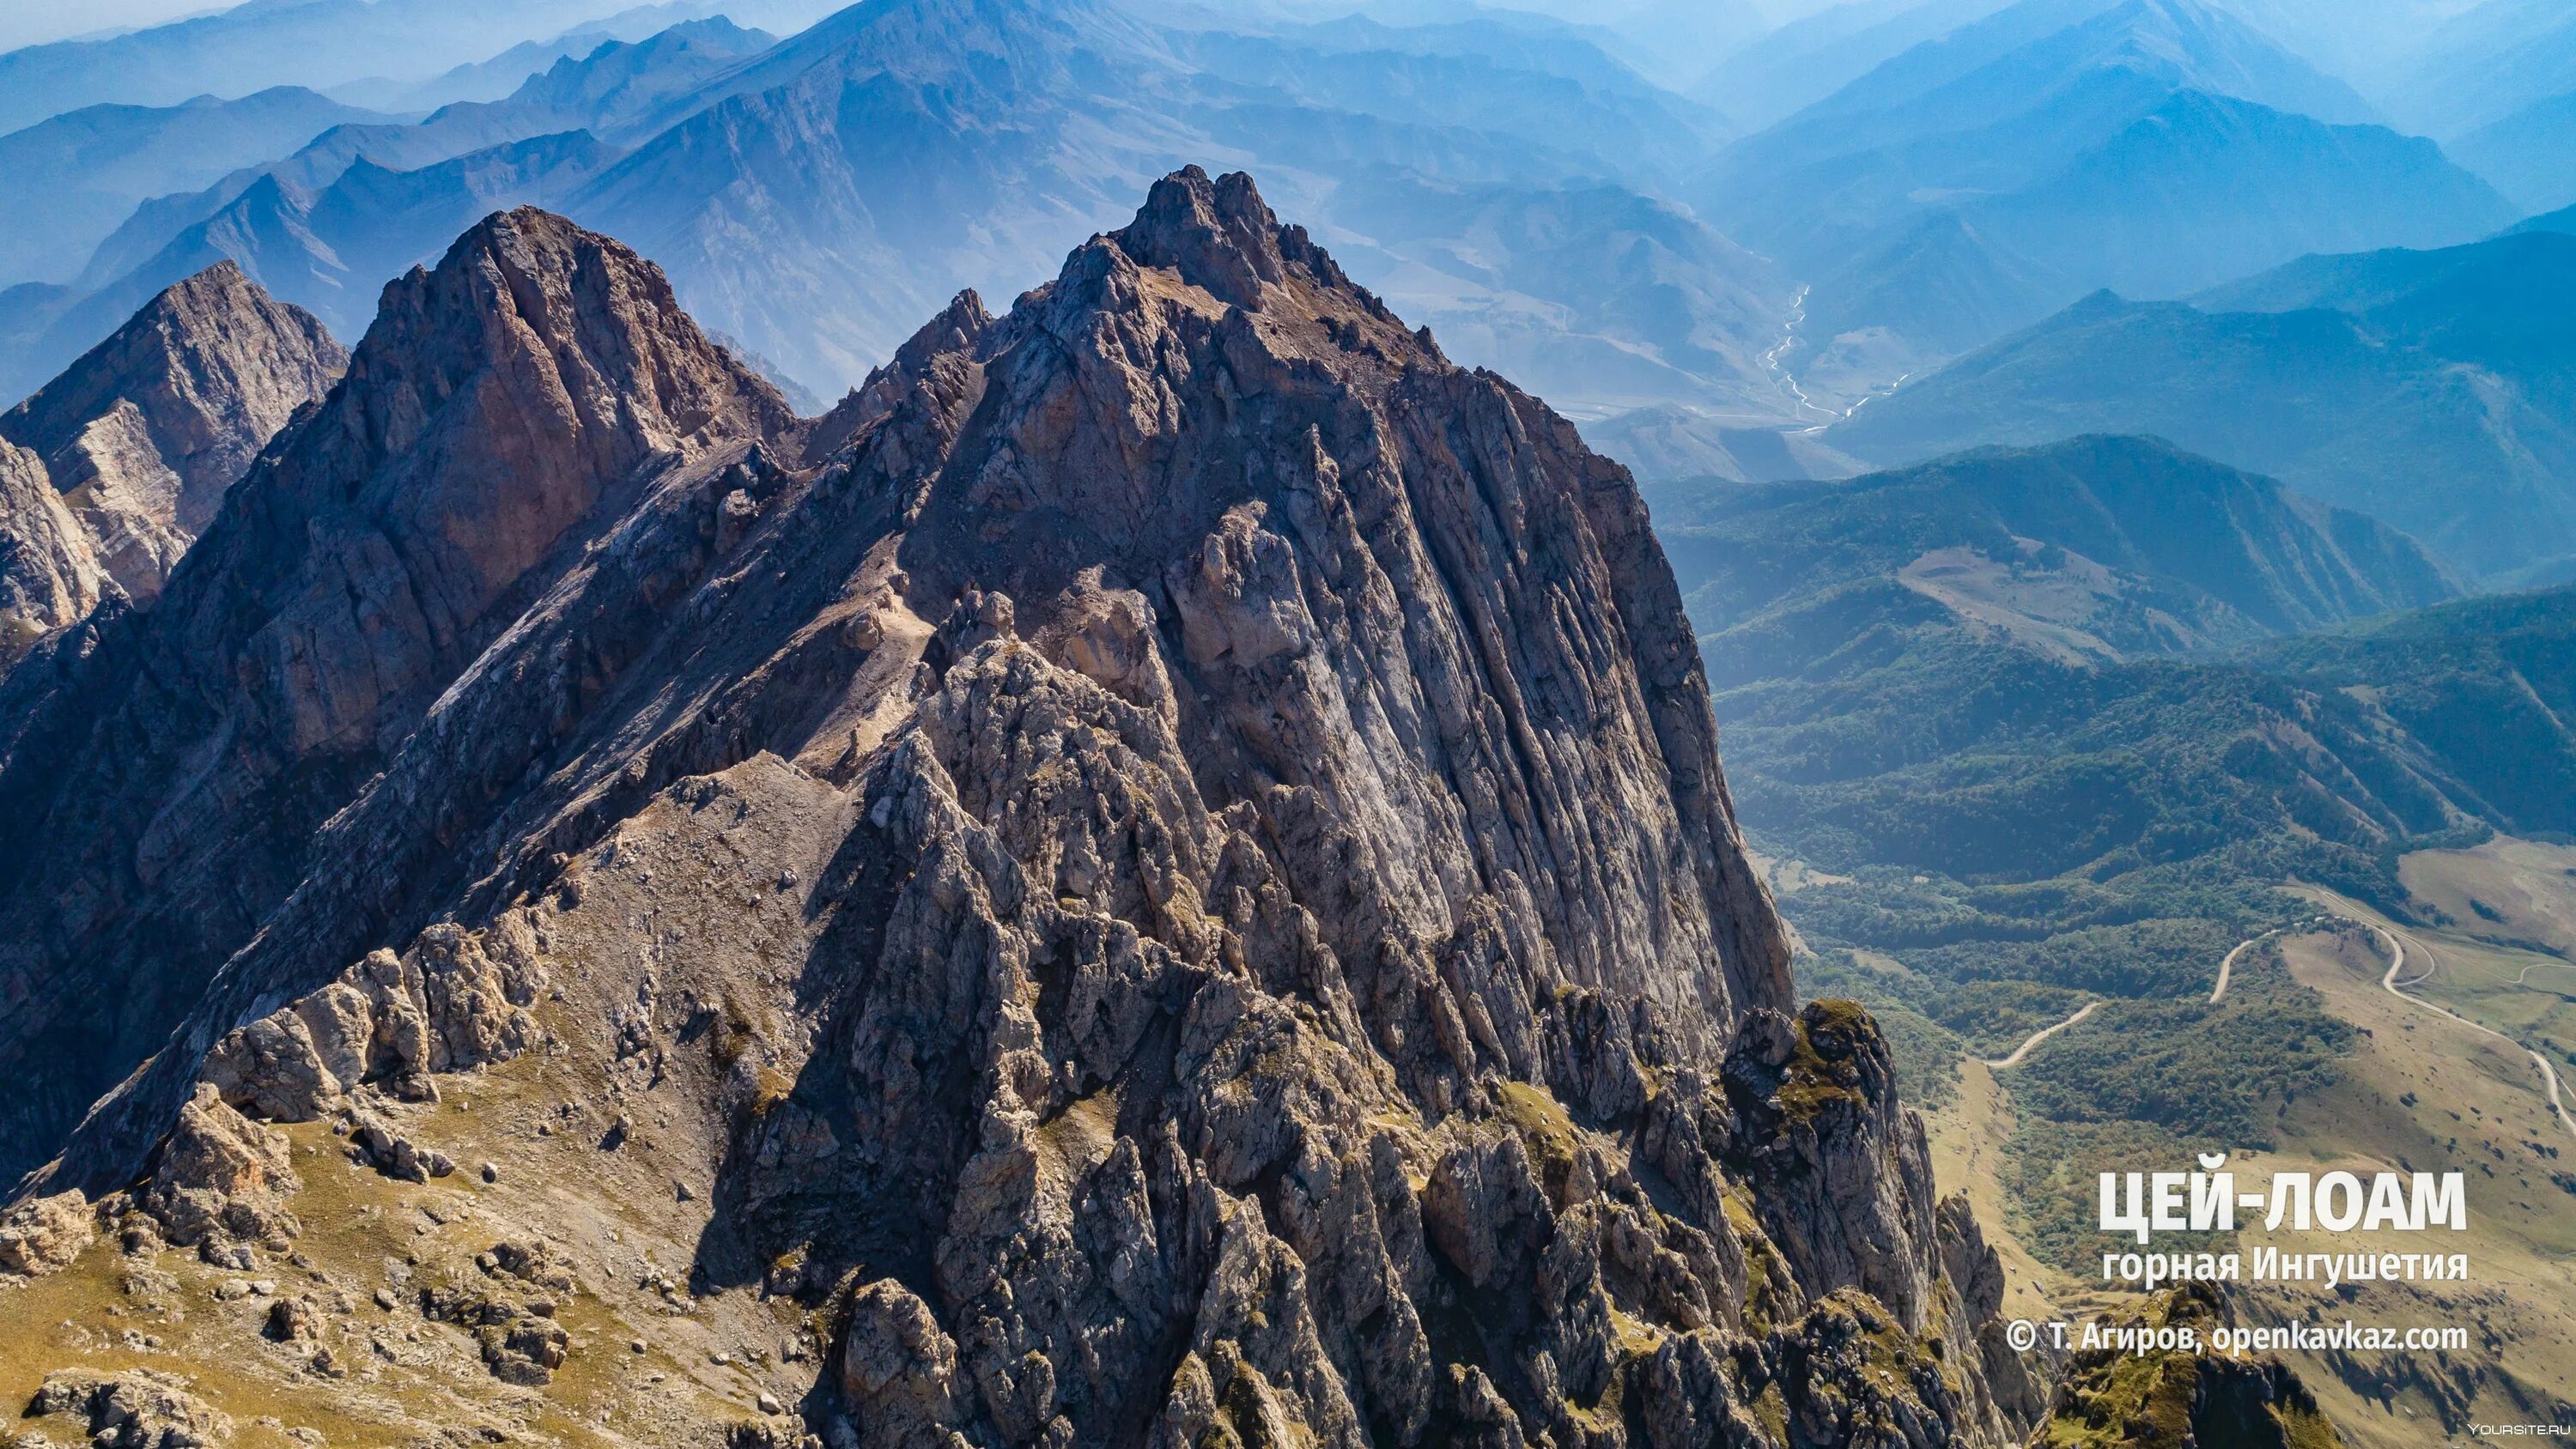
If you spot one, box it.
[1777,834,2576,1448]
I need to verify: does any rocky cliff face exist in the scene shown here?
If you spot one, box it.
[0,174,2031,1449]
[0,259,345,609]
[0,437,104,668]
[0,210,796,1188]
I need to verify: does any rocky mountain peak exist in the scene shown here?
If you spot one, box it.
[1109,165,1297,312]
[806,288,995,460]
[0,258,343,607]
[327,205,796,492]
[119,204,804,773]
[1,175,2018,1449]
[0,207,798,1191]
[884,168,1795,1025]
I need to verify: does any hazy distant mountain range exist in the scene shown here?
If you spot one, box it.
[0,88,387,289]
[0,19,789,401]
[6,0,2576,549]
[1659,433,2458,647]
[2453,89,2576,213]
[1702,0,2374,253]
[1698,0,2514,403]
[0,0,1805,427]
[1691,0,2018,130]
[2389,0,2576,137]
[0,0,849,135]
[1649,434,2576,887]
[1832,229,2576,579]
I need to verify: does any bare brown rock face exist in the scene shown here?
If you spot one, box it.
[25,1368,234,1449]
[0,209,797,1185]
[0,435,104,667]
[0,174,2028,1447]
[0,1186,94,1276]
[0,260,345,607]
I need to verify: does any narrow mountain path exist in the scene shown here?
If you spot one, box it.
[1989,914,2292,1069]
[1978,911,2574,1141]
[2208,916,2338,1002]
[2370,924,2576,1146]
[1982,1001,2100,1069]
[2210,935,2259,1003]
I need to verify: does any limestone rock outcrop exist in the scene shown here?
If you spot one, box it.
[200,919,546,1122]
[840,1279,970,1445]
[133,1085,300,1252]
[1,174,2029,1447]
[1722,1002,1937,1331]
[0,437,104,668]
[1936,1193,2054,1429]
[0,211,796,1184]
[0,261,344,608]
[24,1369,232,1449]
[0,1187,94,1276]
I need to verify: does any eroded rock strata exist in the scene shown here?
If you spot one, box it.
[0,436,101,667]
[3,172,2039,1447]
[0,260,346,608]
[0,212,799,1174]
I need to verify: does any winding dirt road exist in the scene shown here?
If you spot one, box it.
[1984,923,2262,1068]
[2369,924,2576,1146]
[1980,1001,2101,1070]
[2209,936,2257,1003]
[2511,958,2576,986]
[1974,911,2576,1147]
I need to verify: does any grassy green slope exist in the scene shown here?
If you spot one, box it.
[1656,436,2573,1324]
[1829,235,2576,579]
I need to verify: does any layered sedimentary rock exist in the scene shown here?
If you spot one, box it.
[0,436,103,666]
[0,260,345,607]
[0,211,797,1181]
[1,174,2038,1447]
